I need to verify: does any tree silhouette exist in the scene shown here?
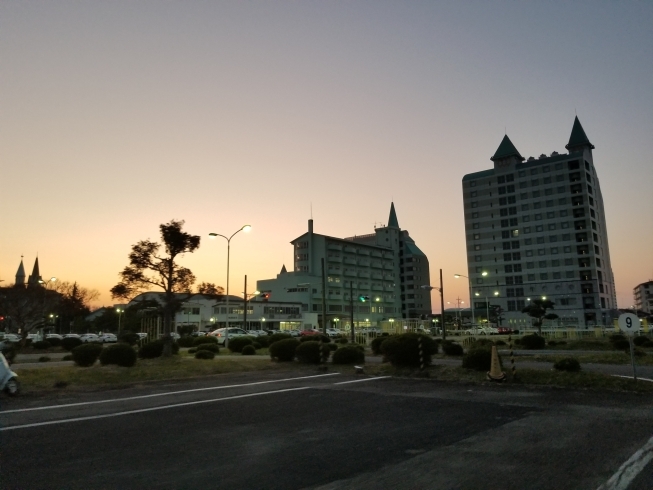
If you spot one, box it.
[521,299,558,335]
[110,220,200,354]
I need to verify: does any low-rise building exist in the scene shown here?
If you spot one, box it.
[634,281,653,314]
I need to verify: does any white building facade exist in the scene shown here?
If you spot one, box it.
[634,281,653,314]
[461,117,617,329]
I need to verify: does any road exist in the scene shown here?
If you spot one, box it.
[1,370,652,489]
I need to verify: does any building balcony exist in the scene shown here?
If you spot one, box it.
[344,269,357,277]
[358,260,370,267]
[383,263,394,270]
[328,244,342,251]
[343,258,357,265]
[358,249,370,256]
[327,254,341,262]
[383,274,394,280]
[344,246,357,253]
[371,273,383,280]
[328,268,341,274]
[358,271,370,278]
[371,284,384,291]
[371,261,383,268]
[371,251,383,258]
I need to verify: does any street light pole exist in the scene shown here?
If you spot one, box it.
[209,225,251,348]
[420,268,446,340]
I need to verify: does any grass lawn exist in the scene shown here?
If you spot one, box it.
[16,355,285,393]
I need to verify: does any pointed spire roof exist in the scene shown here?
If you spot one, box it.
[491,135,524,161]
[15,257,26,285]
[280,264,287,274]
[28,257,42,285]
[565,116,594,150]
[388,202,399,228]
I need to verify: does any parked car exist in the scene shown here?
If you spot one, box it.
[3,334,21,343]
[80,333,101,343]
[98,333,118,343]
[27,333,42,341]
[496,327,513,334]
[208,328,249,345]
[299,329,321,337]
[325,328,341,338]
[63,333,81,339]
[46,334,63,340]
[190,331,206,337]
[286,329,301,337]
[136,333,148,340]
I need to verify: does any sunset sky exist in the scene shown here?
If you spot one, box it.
[2,1,652,311]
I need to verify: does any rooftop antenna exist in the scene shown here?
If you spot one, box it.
[310,202,313,219]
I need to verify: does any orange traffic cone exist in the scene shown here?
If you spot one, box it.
[487,345,506,382]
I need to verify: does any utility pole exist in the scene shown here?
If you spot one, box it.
[350,281,355,343]
[321,258,327,335]
[440,269,446,341]
[243,275,248,331]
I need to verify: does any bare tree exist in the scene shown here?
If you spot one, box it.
[110,220,200,355]
[0,285,61,342]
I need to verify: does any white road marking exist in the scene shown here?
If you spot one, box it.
[0,373,339,414]
[333,376,391,385]
[0,387,311,431]
[611,375,653,383]
[597,435,653,490]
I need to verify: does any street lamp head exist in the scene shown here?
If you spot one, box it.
[475,292,480,296]
[454,274,461,278]
[253,290,260,295]
[481,272,488,276]
[241,225,252,232]
[494,291,499,296]
[542,296,547,300]
[208,233,218,237]
[420,285,434,290]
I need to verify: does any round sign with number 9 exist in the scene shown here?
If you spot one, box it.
[618,313,640,336]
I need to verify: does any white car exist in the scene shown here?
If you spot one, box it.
[3,334,21,343]
[208,327,249,345]
[286,329,301,337]
[80,333,101,343]
[136,333,148,340]
[325,328,341,338]
[63,333,81,339]
[98,333,118,343]
[46,334,63,340]
[191,331,206,337]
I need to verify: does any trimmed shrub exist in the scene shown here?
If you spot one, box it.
[320,344,332,362]
[188,348,197,354]
[268,333,292,344]
[612,339,631,351]
[194,336,218,346]
[47,337,62,347]
[62,354,73,361]
[462,347,495,371]
[471,338,494,348]
[371,335,392,355]
[442,341,463,356]
[252,342,262,349]
[296,341,321,364]
[642,340,653,348]
[335,337,349,344]
[548,340,558,346]
[633,348,646,357]
[118,331,140,346]
[242,345,256,356]
[327,343,338,351]
[380,333,437,367]
[177,336,195,347]
[39,356,50,362]
[138,340,179,359]
[33,340,51,350]
[62,337,83,351]
[269,338,300,362]
[71,343,103,367]
[609,333,626,343]
[332,345,365,364]
[255,336,271,348]
[299,334,330,343]
[195,350,215,360]
[553,357,581,372]
[520,334,546,350]
[495,340,506,346]
[197,343,220,353]
[99,343,137,367]
[228,336,254,353]
[633,335,651,347]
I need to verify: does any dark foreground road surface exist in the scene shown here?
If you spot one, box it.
[1,370,651,490]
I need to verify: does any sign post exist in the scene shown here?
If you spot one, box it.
[618,313,640,382]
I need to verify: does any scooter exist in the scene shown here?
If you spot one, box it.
[0,351,20,396]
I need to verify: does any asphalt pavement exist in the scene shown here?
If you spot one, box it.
[1,370,652,490]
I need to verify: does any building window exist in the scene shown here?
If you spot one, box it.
[528,274,535,281]
[540,273,548,280]
[474,245,481,251]
[537,249,546,256]
[536,225,544,232]
[532,179,539,186]
[535,213,542,220]
[537,237,545,244]
[533,191,541,198]
[523,216,530,222]
[521,204,529,211]
[470,181,476,187]
[566,271,575,278]
[547,212,555,219]
[524,227,531,233]
[549,236,557,242]
[551,247,558,254]
[524,238,532,245]
[513,252,521,260]
[548,224,556,231]
[526,250,533,257]
[504,253,512,261]
[473,234,480,240]
[471,202,478,208]
[553,272,561,279]
[473,223,480,229]
[472,212,479,218]
[546,200,554,207]
[475,256,482,262]
[471,191,477,197]
[560,210,568,217]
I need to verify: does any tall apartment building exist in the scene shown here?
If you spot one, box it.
[461,117,616,328]
[634,281,653,314]
[256,203,432,330]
